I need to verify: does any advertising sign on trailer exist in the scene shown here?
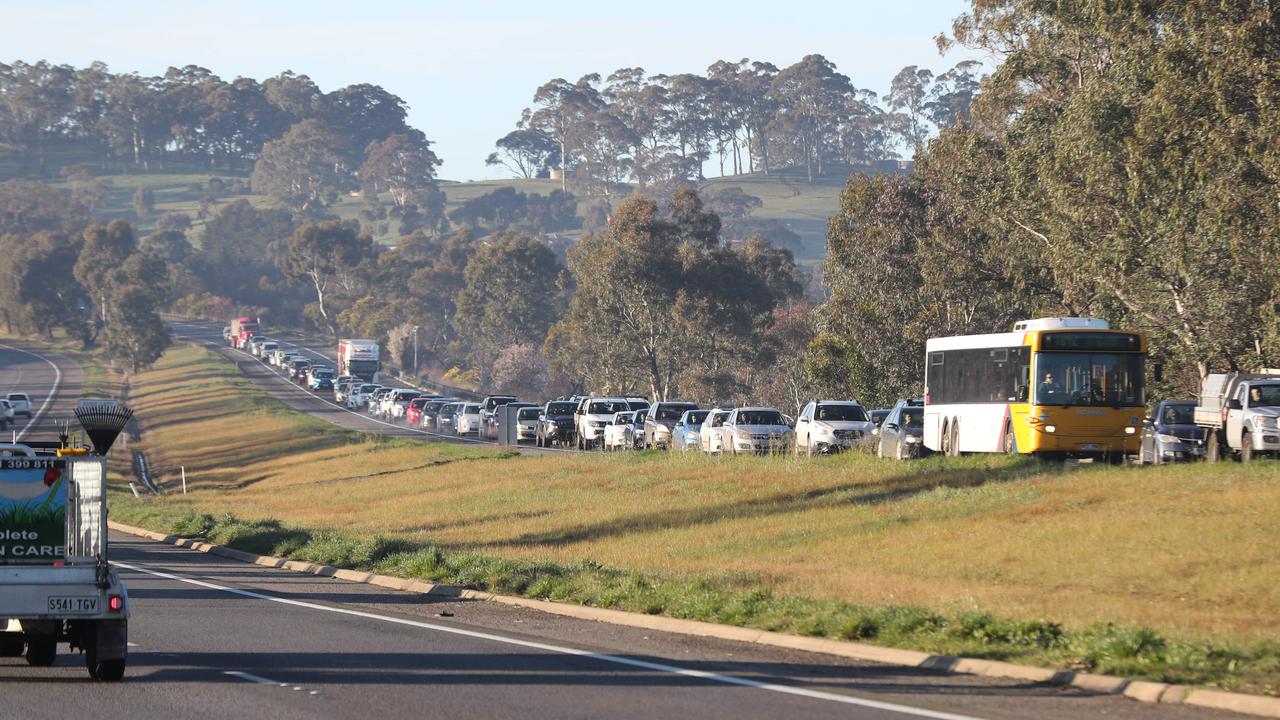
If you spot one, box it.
[0,457,67,563]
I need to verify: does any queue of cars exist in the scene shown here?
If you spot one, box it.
[236,334,934,460]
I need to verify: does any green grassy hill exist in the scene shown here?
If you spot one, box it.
[3,148,882,263]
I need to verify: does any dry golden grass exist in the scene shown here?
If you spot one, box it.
[127,344,1280,645]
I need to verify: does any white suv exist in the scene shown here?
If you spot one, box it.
[793,400,874,455]
[574,396,631,450]
[723,407,793,455]
[5,392,32,417]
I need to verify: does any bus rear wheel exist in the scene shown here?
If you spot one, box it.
[946,422,961,458]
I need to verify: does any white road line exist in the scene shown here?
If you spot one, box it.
[118,561,984,720]
[225,670,282,685]
[0,341,63,441]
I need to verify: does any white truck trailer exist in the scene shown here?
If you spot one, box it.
[0,401,133,680]
[338,339,381,383]
[1194,371,1280,462]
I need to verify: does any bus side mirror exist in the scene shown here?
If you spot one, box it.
[1153,363,1164,383]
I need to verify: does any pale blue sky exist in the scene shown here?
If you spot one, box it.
[4,1,983,180]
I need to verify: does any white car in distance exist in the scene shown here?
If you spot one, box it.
[454,403,483,435]
[700,408,730,454]
[793,400,875,455]
[723,407,793,455]
[603,411,634,451]
[5,392,32,418]
[575,397,631,450]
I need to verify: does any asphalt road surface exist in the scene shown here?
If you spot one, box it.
[0,338,84,441]
[0,338,1252,719]
[0,532,1249,720]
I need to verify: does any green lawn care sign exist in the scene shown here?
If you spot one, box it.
[0,458,67,562]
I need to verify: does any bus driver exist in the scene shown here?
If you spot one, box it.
[1038,371,1062,398]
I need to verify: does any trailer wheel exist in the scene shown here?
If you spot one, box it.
[0,634,23,657]
[86,653,126,681]
[25,637,56,666]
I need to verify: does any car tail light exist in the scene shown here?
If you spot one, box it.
[108,594,124,612]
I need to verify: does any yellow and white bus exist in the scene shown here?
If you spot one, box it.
[923,317,1147,460]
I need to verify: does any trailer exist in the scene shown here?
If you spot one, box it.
[0,401,133,680]
[229,316,260,349]
[338,339,380,383]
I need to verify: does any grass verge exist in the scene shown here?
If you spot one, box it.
[109,500,1280,693]
[106,342,1280,694]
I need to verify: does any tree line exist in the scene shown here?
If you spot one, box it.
[0,176,814,407]
[490,55,981,193]
[816,0,1280,404]
[0,62,443,224]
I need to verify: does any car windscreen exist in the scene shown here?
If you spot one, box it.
[315,370,334,378]
[1160,404,1194,424]
[900,410,923,427]
[1249,384,1280,406]
[6,393,26,401]
[547,402,576,414]
[485,397,516,411]
[627,401,650,411]
[657,404,696,420]
[814,404,867,422]
[686,410,709,425]
[736,411,785,426]
[589,401,629,414]
[518,408,540,420]
[462,404,480,413]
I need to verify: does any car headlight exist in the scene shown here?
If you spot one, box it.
[1124,426,1137,435]
[1260,417,1279,428]
[1155,433,1182,444]
[904,435,919,444]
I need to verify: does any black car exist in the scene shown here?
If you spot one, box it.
[876,399,926,460]
[537,400,578,448]
[1139,400,1206,464]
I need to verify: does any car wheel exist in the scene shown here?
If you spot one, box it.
[1241,433,1254,463]
[876,438,884,459]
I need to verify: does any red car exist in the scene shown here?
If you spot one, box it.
[405,397,431,426]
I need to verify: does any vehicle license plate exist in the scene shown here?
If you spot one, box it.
[1079,443,1100,451]
[48,596,98,613]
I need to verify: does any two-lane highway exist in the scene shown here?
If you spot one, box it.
[0,336,1254,719]
[1,532,1246,720]
[0,339,83,441]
